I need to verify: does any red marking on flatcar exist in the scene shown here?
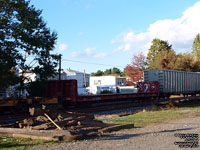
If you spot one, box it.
[137,81,159,93]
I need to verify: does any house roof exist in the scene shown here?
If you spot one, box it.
[64,69,90,75]
[90,75,126,79]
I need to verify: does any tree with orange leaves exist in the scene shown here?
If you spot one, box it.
[125,53,146,86]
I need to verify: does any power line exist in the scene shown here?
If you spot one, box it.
[62,59,125,68]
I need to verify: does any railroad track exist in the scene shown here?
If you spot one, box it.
[68,96,200,113]
[0,96,200,123]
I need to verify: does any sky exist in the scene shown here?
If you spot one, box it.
[30,0,200,73]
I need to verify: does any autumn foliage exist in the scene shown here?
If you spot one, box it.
[125,37,200,85]
[125,53,145,86]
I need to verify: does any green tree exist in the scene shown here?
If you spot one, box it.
[192,33,200,58]
[120,68,126,77]
[91,70,104,76]
[112,67,121,75]
[91,67,122,76]
[0,0,59,90]
[146,38,174,69]
[103,69,112,75]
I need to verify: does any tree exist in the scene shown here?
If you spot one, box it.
[91,67,122,76]
[112,67,121,75]
[120,68,126,77]
[190,59,200,72]
[150,49,177,69]
[146,38,172,69]
[125,52,145,86]
[192,34,200,58]
[0,44,20,90]
[91,70,104,76]
[174,53,200,72]
[103,69,112,75]
[0,0,59,90]
[0,66,19,90]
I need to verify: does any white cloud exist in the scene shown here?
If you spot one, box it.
[112,44,132,54]
[71,47,107,59]
[58,43,68,51]
[111,1,200,55]
[124,43,131,51]
[94,53,107,58]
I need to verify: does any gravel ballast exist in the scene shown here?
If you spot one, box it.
[28,116,200,150]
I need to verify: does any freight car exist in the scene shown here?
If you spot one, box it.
[45,69,200,105]
[144,69,200,96]
[1,69,200,108]
[45,80,159,105]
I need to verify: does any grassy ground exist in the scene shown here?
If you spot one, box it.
[106,106,200,127]
[0,136,55,150]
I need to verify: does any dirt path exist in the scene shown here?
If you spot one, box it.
[28,116,200,150]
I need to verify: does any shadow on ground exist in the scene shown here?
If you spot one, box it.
[100,127,197,141]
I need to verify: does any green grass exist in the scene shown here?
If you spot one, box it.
[176,105,200,110]
[109,106,200,128]
[0,136,55,150]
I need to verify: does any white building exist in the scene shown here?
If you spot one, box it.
[48,71,68,80]
[88,76,127,94]
[48,69,90,88]
[19,68,90,89]
[0,69,33,98]
[21,70,38,83]
[64,69,90,88]
[90,76,126,87]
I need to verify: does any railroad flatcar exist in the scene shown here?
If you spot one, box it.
[45,80,159,104]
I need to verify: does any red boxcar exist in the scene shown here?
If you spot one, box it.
[46,80,77,101]
[137,81,159,93]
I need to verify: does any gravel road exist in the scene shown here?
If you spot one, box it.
[29,116,200,150]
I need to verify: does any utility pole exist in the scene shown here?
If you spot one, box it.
[84,69,87,87]
[58,54,62,80]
